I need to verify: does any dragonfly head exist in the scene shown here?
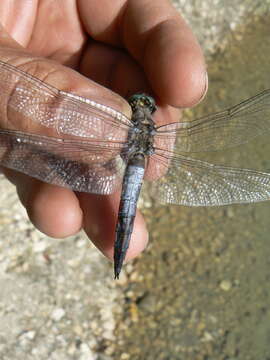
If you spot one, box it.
[128,93,157,114]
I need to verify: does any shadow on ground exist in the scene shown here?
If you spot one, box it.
[114,14,270,360]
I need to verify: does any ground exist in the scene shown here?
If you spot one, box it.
[0,1,270,359]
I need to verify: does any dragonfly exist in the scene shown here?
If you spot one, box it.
[0,60,270,278]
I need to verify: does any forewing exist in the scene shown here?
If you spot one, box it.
[0,129,127,194]
[155,89,270,152]
[0,60,131,141]
[147,150,270,206]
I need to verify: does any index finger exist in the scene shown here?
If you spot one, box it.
[78,0,207,107]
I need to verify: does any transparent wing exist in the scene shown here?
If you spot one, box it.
[147,150,270,206]
[155,89,270,152]
[0,60,131,141]
[0,129,127,194]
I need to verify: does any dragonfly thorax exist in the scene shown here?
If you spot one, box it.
[127,94,157,157]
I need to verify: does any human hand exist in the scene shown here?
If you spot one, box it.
[0,0,207,262]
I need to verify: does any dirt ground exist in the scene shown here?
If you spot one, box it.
[0,2,270,360]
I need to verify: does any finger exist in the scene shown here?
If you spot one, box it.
[122,0,207,107]
[0,21,25,48]
[3,168,83,237]
[78,0,206,107]
[80,42,150,98]
[77,191,148,262]
[3,165,149,262]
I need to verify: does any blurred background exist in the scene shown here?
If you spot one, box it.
[0,1,270,359]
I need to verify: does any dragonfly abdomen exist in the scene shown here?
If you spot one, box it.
[114,153,145,279]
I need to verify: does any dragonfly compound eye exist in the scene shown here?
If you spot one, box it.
[128,93,157,114]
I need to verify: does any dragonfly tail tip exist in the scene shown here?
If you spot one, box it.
[114,269,120,280]
[114,249,126,279]
[114,262,122,280]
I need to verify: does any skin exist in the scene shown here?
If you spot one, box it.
[0,0,207,263]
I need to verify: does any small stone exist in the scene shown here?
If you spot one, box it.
[67,343,76,355]
[121,353,130,360]
[51,308,65,321]
[25,330,36,340]
[201,331,214,342]
[116,271,128,285]
[33,241,47,252]
[129,271,139,281]
[76,238,87,248]
[220,280,232,291]
[79,343,97,360]
[130,303,139,323]
[74,325,83,336]
[208,315,218,324]
[227,208,234,218]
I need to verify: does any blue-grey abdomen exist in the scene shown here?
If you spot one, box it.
[114,154,145,278]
